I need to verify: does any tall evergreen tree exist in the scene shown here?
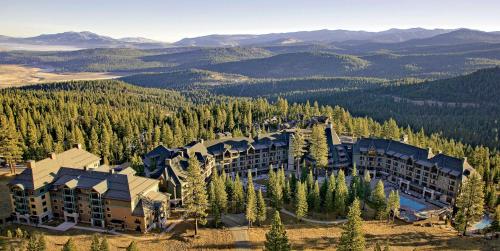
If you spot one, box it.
[291,130,305,176]
[209,182,221,227]
[387,190,400,223]
[246,171,257,228]
[295,182,308,221]
[372,180,387,220]
[334,170,348,217]
[455,172,485,235]
[233,174,245,213]
[264,211,291,251]
[0,117,23,174]
[257,188,267,226]
[325,173,335,213]
[309,124,328,171]
[338,198,365,251]
[184,158,209,236]
[362,170,372,209]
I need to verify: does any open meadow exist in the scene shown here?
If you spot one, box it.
[0,64,123,88]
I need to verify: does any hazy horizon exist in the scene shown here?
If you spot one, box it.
[1,0,499,42]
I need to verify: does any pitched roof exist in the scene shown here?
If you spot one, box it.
[354,138,471,176]
[9,148,100,190]
[51,167,159,201]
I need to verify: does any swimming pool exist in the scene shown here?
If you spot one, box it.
[399,196,426,211]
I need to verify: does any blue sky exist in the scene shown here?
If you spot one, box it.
[1,0,499,42]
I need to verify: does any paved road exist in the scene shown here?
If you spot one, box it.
[222,214,251,251]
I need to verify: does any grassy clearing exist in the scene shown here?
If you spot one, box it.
[2,222,234,251]
[0,64,123,88]
[249,217,498,250]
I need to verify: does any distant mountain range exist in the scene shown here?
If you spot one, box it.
[174,28,457,47]
[2,28,500,51]
[0,31,171,50]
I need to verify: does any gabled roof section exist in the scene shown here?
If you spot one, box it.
[354,138,470,177]
[9,148,100,190]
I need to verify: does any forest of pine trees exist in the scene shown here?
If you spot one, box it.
[0,79,497,211]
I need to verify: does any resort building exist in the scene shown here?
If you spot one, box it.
[143,122,474,207]
[353,138,474,206]
[8,145,169,233]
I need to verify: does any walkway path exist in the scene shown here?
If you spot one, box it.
[222,214,251,251]
[280,208,348,225]
[164,211,188,233]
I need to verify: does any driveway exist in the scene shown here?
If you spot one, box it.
[222,214,251,251]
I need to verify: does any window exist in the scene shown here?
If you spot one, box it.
[107,214,111,217]
[41,195,46,200]
[43,207,48,212]
[42,201,46,206]
[31,205,36,209]
[55,206,59,210]
[30,198,35,202]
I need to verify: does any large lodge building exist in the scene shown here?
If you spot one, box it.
[8,144,169,233]
[144,123,474,208]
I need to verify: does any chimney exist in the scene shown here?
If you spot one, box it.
[49,152,57,160]
[73,143,82,149]
[109,168,115,174]
[26,160,36,169]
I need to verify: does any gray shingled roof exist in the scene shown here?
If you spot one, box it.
[354,138,469,175]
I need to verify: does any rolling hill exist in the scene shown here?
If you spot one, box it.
[204,52,370,78]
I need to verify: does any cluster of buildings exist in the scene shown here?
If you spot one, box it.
[7,122,474,232]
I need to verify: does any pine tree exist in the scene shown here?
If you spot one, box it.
[362,170,371,209]
[291,130,305,173]
[387,190,400,223]
[184,157,209,236]
[455,172,485,235]
[264,211,291,251]
[257,188,267,226]
[491,205,500,232]
[310,180,320,212]
[90,234,100,251]
[325,173,335,213]
[309,124,328,171]
[209,182,221,227]
[233,174,245,213]
[37,234,46,251]
[372,180,387,220]
[89,127,100,155]
[62,238,77,251]
[246,171,257,228]
[0,117,23,174]
[100,236,110,251]
[126,241,139,251]
[338,198,365,251]
[26,235,38,251]
[295,182,308,221]
[334,170,348,217]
